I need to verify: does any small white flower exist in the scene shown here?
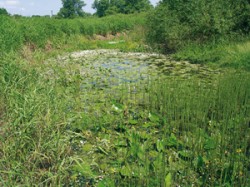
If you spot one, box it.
[80,140,84,144]
[112,104,119,111]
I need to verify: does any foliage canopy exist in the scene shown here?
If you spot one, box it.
[92,0,152,17]
[147,0,250,52]
[58,0,86,18]
[0,8,9,16]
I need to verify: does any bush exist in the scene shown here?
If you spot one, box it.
[147,0,250,52]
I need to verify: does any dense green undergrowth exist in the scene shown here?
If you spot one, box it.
[0,52,249,186]
[173,38,250,71]
[0,10,250,186]
[147,0,250,70]
[0,13,146,53]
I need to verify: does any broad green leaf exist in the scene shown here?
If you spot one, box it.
[82,143,93,152]
[165,173,172,187]
[197,155,204,169]
[97,179,115,187]
[148,112,160,122]
[128,119,138,125]
[72,160,94,178]
[178,150,193,160]
[156,139,164,152]
[166,133,178,147]
[204,138,216,150]
[120,165,132,177]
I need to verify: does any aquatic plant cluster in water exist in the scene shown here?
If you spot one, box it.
[39,50,249,186]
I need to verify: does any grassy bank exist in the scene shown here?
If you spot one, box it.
[172,37,250,71]
[0,13,146,54]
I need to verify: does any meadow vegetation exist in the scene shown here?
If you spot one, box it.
[0,2,249,186]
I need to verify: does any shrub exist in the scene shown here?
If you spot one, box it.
[147,0,250,52]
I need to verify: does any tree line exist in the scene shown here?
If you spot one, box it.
[92,0,152,17]
[0,0,152,18]
[57,0,152,18]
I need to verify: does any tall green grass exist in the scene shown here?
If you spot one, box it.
[0,54,87,186]
[91,72,250,186]
[173,38,250,71]
[0,13,146,53]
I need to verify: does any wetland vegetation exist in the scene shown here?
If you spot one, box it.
[0,1,250,186]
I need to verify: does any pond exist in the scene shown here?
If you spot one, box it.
[44,49,221,114]
[46,49,220,88]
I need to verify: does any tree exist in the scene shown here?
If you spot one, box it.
[58,0,86,18]
[123,0,152,14]
[92,0,110,17]
[92,0,152,17]
[0,8,9,16]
